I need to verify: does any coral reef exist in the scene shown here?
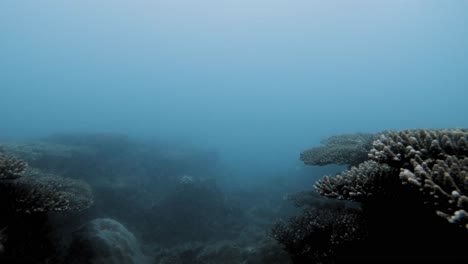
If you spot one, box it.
[300,133,378,166]
[1,133,299,263]
[276,129,468,263]
[313,129,468,229]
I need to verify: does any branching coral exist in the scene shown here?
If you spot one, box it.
[400,155,468,229]
[311,129,468,229]
[314,160,400,203]
[0,153,27,180]
[367,129,468,229]
[300,133,378,166]
[368,129,468,164]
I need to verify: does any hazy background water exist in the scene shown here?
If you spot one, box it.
[1,0,467,184]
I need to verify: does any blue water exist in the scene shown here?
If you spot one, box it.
[1,0,467,182]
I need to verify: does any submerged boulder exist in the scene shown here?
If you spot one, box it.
[65,218,148,264]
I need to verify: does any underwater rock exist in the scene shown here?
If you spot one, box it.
[65,218,148,264]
